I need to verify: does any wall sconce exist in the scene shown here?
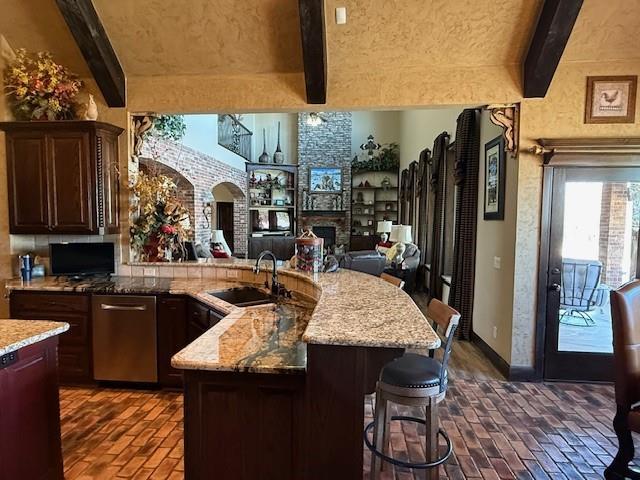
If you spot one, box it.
[202,192,214,229]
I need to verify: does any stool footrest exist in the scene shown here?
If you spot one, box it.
[364,415,453,470]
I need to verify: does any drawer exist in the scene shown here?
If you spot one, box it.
[10,292,90,315]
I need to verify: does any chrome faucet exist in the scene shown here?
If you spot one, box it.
[254,250,289,297]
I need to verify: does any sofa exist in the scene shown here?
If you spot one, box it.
[339,250,387,276]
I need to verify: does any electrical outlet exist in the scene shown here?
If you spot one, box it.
[492,326,498,339]
[493,256,501,270]
[226,269,239,279]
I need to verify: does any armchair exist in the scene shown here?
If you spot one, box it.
[606,280,640,480]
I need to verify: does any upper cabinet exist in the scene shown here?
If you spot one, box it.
[0,121,123,234]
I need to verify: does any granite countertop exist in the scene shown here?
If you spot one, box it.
[0,319,69,356]
[6,260,440,374]
[172,297,313,374]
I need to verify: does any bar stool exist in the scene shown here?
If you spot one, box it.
[364,299,459,479]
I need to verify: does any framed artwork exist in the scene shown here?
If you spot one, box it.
[484,135,506,221]
[585,76,637,124]
[309,167,342,193]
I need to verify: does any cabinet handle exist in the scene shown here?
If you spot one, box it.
[100,303,147,311]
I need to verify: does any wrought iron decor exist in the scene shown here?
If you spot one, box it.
[217,114,253,161]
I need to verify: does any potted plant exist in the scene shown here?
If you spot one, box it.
[130,171,192,262]
[3,49,82,120]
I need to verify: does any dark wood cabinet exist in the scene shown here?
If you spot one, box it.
[0,337,64,480]
[187,299,225,343]
[10,291,92,384]
[0,121,123,234]
[248,236,295,260]
[184,370,304,480]
[158,296,188,388]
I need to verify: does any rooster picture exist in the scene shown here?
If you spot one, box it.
[599,89,623,111]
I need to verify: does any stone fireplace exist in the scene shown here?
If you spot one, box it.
[297,112,352,247]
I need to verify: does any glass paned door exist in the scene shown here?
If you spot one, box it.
[544,167,640,381]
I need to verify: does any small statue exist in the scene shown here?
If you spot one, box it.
[84,94,98,121]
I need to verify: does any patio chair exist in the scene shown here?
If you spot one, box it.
[560,259,602,326]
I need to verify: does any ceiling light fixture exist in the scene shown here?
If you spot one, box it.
[307,112,327,126]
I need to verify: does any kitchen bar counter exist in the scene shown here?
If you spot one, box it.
[6,261,439,376]
[0,319,69,356]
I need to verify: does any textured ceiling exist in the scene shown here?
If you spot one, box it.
[1,0,639,93]
[325,0,542,70]
[563,0,640,62]
[91,0,303,76]
[0,0,89,76]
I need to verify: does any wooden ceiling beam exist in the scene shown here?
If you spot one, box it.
[55,0,126,107]
[523,0,583,98]
[298,0,327,104]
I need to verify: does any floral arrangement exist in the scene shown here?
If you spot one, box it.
[130,171,192,261]
[4,49,82,120]
[352,142,400,173]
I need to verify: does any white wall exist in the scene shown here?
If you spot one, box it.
[398,108,465,170]
[472,111,518,364]
[252,113,298,164]
[182,114,252,171]
[351,111,401,160]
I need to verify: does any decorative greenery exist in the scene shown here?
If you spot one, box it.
[3,49,82,120]
[129,171,192,261]
[352,142,400,173]
[151,115,186,141]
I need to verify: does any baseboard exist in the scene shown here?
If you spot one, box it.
[508,366,538,382]
[470,332,510,379]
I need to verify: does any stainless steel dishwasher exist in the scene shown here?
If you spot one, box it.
[92,295,157,383]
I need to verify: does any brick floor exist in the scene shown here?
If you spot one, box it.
[60,377,635,479]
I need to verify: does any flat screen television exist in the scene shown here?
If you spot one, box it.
[50,242,115,277]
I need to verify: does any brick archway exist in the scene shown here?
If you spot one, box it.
[211,181,247,254]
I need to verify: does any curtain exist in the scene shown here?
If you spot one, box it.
[428,132,450,301]
[417,149,430,263]
[399,169,409,224]
[449,109,481,340]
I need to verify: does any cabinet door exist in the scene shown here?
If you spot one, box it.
[6,133,50,233]
[158,297,187,388]
[47,131,95,233]
[10,292,92,384]
[272,237,295,260]
[0,338,64,480]
[100,132,120,233]
[249,237,273,259]
[187,300,211,342]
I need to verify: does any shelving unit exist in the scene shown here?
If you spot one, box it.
[350,169,399,250]
[246,163,298,259]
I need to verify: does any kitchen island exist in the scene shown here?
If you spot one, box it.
[0,319,69,480]
[6,259,439,480]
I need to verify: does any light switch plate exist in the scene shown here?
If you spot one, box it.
[335,7,347,24]
[226,269,239,279]
[493,256,501,269]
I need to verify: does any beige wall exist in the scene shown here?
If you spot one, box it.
[252,113,298,165]
[472,112,517,363]
[398,108,465,170]
[351,111,401,160]
[510,60,640,368]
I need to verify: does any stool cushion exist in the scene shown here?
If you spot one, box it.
[380,353,443,388]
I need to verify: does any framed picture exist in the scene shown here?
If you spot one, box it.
[309,167,342,193]
[484,135,505,221]
[273,199,285,206]
[585,76,637,124]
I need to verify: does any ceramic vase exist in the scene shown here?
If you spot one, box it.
[258,128,270,163]
[273,121,285,164]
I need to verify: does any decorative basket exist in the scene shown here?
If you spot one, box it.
[295,229,324,273]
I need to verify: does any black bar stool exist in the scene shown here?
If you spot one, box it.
[364,299,459,480]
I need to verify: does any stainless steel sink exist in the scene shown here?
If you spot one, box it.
[208,286,274,307]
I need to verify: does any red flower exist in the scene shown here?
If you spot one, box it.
[160,224,176,235]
